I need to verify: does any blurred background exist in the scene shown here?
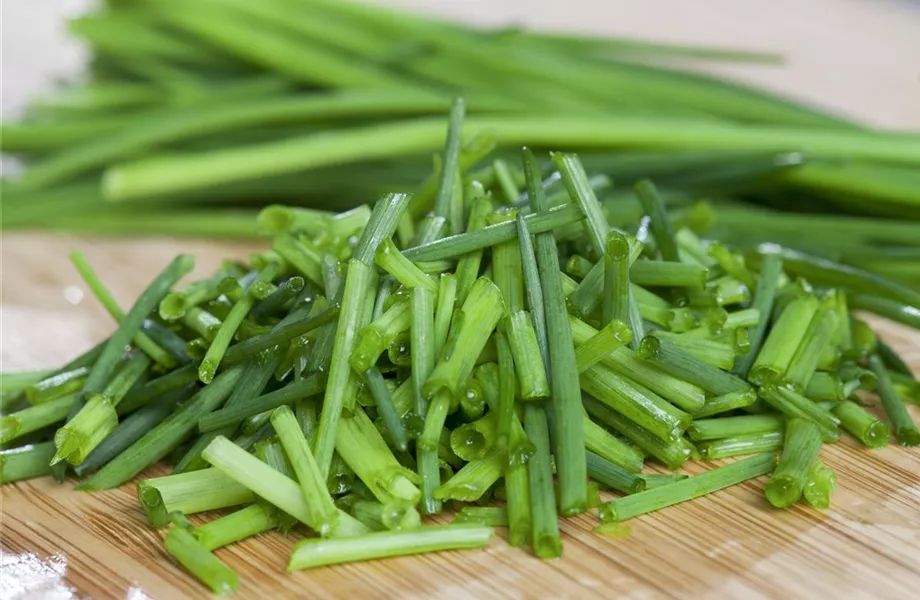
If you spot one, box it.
[4,0,920,127]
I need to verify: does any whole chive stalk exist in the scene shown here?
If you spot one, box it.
[599,453,776,523]
[569,317,706,412]
[0,442,56,484]
[784,308,839,390]
[583,396,692,470]
[758,385,840,443]
[575,320,632,373]
[502,312,549,401]
[199,263,280,384]
[335,407,421,507]
[764,418,823,508]
[288,524,492,571]
[523,403,562,558]
[271,406,341,536]
[202,436,368,536]
[688,414,785,441]
[79,365,244,490]
[733,254,783,377]
[697,431,784,459]
[453,506,509,527]
[351,500,422,531]
[375,239,438,292]
[164,526,239,595]
[650,332,736,371]
[1,395,73,445]
[749,293,819,385]
[24,367,89,405]
[364,368,408,452]
[832,400,890,448]
[193,504,279,551]
[690,388,758,419]
[454,197,492,304]
[868,354,920,446]
[803,459,836,509]
[639,332,750,396]
[586,450,646,494]
[70,252,177,369]
[350,298,411,373]
[583,415,644,472]
[581,364,691,442]
[137,468,256,528]
[315,258,378,477]
[198,374,325,432]
[423,278,504,399]
[634,179,679,262]
[804,372,846,402]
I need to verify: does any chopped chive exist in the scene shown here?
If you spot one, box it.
[271,406,341,536]
[523,403,562,558]
[202,435,368,536]
[601,231,632,333]
[876,338,916,378]
[0,442,56,484]
[515,212,549,372]
[314,259,378,477]
[138,468,255,528]
[495,331,517,448]
[803,372,846,402]
[198,374,325,432]
[79,366,244,490]
[490,210,526,313]
[118,365,198,415]
[803,459,836,509]
[868,354,920,446]
[410,284,441,515]
[350,298,411,373]
[733,254,783,377]
[164,526,239,595]
[586,450,646,494]
[253,439,300,533]
[354,192,414,264]
[503,419,533,547]
[433,274,458,357]
[758,385,840,443]
[375,239,437,292]
[193,504,279,551]
[688,415,784,441]
[351,500,422,531]
[452,506,509,527]
[583,414,644,473]
[288,524,492,571]
[750,291,820,385]
[1,395,73,445]
[502,312,550,401]
[634,179,679,262]
[575,320,632,373]
[256,205,333,236]
[650,332,736,371]
[848,318,878,358]
[567,254,594,280]
[764,418,823,508]
[365,368,408,452]
[433,98,465,227]
[434,448,503,502]
[251,276,306,318]
[697,431,784,459]
[553,152,609,257]
[599,453,776,523]
[459,377,486,421]
[1,369,54,395]
[707,242,755,289]
[583,396,692,470]
[24,367,89,406]
[629,260,707,288]
[640,332,750,397]
[70,252,178,369]
[454,197,492,305]
[784,308,839,390]
[639,473,690,489]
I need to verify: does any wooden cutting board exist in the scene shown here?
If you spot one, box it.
[2,234,919,600]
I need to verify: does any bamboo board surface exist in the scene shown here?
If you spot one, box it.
[2,235,919,600]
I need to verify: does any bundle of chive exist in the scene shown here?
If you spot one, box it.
[4,0,920,291]
[3,99,919,593]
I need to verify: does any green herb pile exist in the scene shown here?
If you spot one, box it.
[2,109,919,592]
[4,0,920,283]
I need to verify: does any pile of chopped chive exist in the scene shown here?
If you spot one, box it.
[2,104,919,594]
[4,0,920,289]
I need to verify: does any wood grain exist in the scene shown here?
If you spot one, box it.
[2,234,919,600]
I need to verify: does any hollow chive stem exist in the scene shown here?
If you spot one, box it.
[493,331,517,448]
[804,372,846,402]
[350,298,411,373]
[192,504,279,551]
[583,396,692,470]
[69,252,177,369]
[639,332,751,396]
[749,291,819,385]
[697,431,784,459]
[315,258,378,477]
[257,205,334,237]
[137,468,256,528]
[1,369,53,395]
[454,198,492,304]
[351,500,422,532]
[764,418,823,508]
[832,400,891,448]
[575,320,632,373]
[164,526,239,596]
[586,450,646,494]
[272,233,323,285]
[375,239,438,292]
[79,366,244,490]
[159,270,229,321]
[758,385,840,443]
[868,354,920,447]
[803,459,836,509]
[251,276,306,318]
[784,308,839,390]
[0,442,56,483]
[271,406,341,536]
[503,415,533,547]
[502,312,550,401]
[253,439,299,533]
[288,524,492,571]
[202,435,368,536]
[634,179,679,262]
[117,365,198,415]
[523,403,562,558]
[599,452,776,523]
[198,374,325,433]
[688,415,785,441]
[601,231,631,331]
[433,274,458,358]
[434,448,504,502]
[583,415,644,472]
[1,395,73,445]
[690,389,758,419]
[733,254,783,377]
[410,284,441,515]
[364,368,408,452]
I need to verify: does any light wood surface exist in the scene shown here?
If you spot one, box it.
[3,1,920,598]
